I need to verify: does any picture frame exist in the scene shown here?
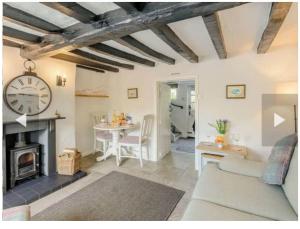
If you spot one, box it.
[226,84,246,99]
[128,88,138,99]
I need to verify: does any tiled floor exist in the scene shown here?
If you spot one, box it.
[3,171,87,209]
[29,152,198,220]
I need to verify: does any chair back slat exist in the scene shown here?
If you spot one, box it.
[139,114,154,143]
[91,112,106,125]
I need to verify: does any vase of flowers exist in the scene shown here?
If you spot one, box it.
[209,120,228,148]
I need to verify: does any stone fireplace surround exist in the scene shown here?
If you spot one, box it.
[2,117,86,209]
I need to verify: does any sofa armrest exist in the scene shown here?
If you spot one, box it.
[219,156,265,178]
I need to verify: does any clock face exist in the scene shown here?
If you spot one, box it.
[4,74,52,116]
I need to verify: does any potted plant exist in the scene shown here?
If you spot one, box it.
[209,120,228,148]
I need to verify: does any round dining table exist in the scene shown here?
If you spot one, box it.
[93,123,136,162]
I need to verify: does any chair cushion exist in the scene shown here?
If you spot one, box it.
[262,134,297,185]
[193,163,297,220]
[182,199,271,221]
[219,156,265,178]
[119,136,140,145]
[96,132,112,140]
[282,145,298,214]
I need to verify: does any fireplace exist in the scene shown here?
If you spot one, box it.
[10,144,40,188]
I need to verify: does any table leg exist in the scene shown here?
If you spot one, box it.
[96,130,120,162]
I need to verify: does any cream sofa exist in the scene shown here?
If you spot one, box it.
[182,146,298,221]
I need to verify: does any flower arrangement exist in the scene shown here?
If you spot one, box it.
[209,119,228,134]
[209,120,228,148]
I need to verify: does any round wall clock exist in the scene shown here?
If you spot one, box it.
[4,61,52,116]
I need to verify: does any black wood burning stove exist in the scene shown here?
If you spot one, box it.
[9,133,40,188]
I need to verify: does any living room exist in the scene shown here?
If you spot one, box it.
[1,0,298,224]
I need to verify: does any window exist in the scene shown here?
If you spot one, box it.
[170,88,177,100]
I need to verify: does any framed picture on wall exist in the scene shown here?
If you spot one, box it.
[226,84,246,99]
[128,88,138,99]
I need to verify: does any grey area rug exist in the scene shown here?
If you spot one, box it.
[171,138,195,153]
[32,171,185,221]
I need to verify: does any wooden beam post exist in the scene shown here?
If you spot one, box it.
[89,43,155,67]
[41,2,96,23]
[257,2,292,54]
[76,65,105,73]
[21,2,245,59]
[116,36,175,65]
[70,49,134,70]
[3,3,62,34]
[151,24,199,63]
[52,53,119,72]
[203,13,227,59]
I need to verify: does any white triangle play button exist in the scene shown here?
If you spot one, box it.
[274,113,285,127]
[16,114,27,127]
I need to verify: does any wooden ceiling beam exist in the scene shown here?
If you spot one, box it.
[70,49,134,70]
[89,43,155,67]
[3,26,41,43]
[41,2,96,24]
[116,36,175,65]
[257,2,292,54]
[203,13,227,59]
[151,25,198,63]
[3,3,62,34]
[52,53,118,72]
[3,39,22,48]
[114,2,147,13]
[21,2,245,59]
[76,65,105,73]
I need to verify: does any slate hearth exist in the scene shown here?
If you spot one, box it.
[3,171,87,209]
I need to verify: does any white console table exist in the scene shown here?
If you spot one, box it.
[197,142,247,176]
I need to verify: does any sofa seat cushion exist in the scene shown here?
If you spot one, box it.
[193,163,297,221]
[182,199,271,221]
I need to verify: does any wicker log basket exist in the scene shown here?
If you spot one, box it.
[57,148,81,175]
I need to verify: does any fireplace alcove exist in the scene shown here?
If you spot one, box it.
[2,117,87,209]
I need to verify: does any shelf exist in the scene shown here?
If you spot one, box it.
[75,93,109,98]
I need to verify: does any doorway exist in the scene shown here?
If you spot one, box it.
[156,78,198,168]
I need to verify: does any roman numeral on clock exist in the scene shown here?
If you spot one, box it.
[11,100,18,105]
[28,77,32,84]
[18,105,23,112]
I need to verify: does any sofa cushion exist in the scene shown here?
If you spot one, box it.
[262,134,297,185]
[219,156,265,178]
[282,145,298,214]
[193,163,297,220]
[182,199,271,221]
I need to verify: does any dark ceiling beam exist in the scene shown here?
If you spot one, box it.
[114,2,147,13]
[257,2,292,54]
[42,2,97,24]
[89,43,155,67]
[70,49,134,70]
[21,2,245,59]
[151,25,198,63]
[52,53,119,72]
[3,26,42,43]
[203,13,227,59]
[116,36,175,65]
[3,3,62,34]
[3,39,22,48]
[76,65,105,73]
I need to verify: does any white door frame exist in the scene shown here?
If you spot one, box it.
[155,75,200,170]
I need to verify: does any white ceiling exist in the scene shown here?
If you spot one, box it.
[4,2,298,66]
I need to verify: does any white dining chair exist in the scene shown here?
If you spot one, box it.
[92,113,112,160]
[117,114,154,167]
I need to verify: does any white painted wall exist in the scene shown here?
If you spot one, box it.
[107,46,298,161]
[3,46,77,155]
[75,68,111,156]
